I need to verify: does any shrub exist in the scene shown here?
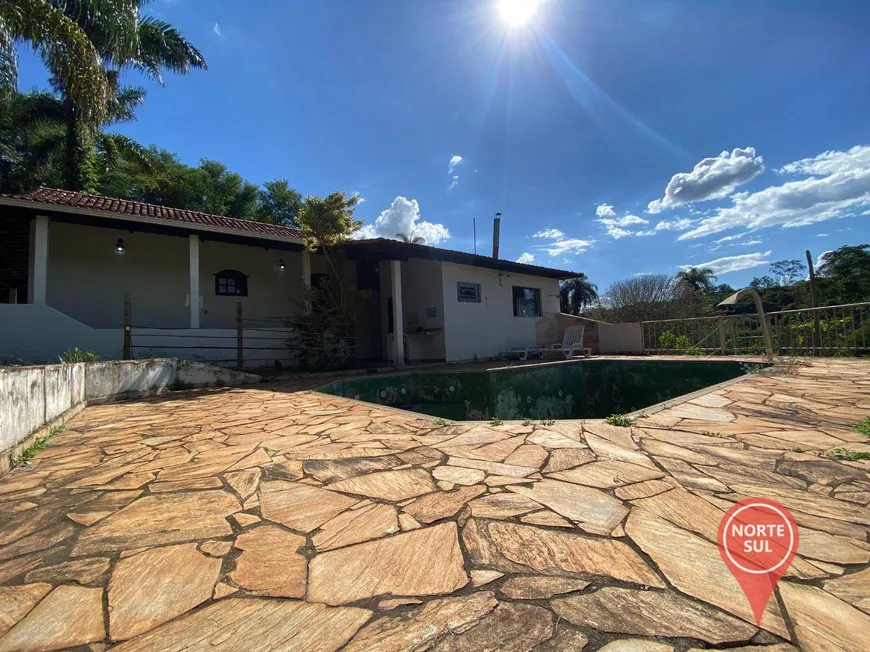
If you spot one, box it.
[605,414,633,427]
[59,347,100,363]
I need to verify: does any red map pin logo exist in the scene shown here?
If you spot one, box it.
[718,497,799,626]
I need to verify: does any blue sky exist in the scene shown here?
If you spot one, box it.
[16,0,870,290]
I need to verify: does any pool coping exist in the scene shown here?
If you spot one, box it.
[310,356,768,426]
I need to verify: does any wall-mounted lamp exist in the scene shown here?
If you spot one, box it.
[115,238,125,254]
[278,258,285,271]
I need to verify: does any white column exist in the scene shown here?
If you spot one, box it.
[391,260,404,366]
[189,235,200,328]
[29,215,49,304]
[301,249,312,312]
[301,249,311,289]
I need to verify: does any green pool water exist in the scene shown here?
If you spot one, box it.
[318,359,758,421]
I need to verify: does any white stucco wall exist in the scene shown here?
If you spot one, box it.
[440,262,560,361]
[47,221,189,328]
[198,239,301,328]
[0,304,124,365]
[43,220,307,330]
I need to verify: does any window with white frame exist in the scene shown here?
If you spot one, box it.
[457,281,481,303]
[512,286,541,317]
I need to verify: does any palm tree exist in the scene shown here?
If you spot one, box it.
[61,3,206,191]
[396,231,425,244]
[0,0,140,126]
[676,267,717,294]
[2,84,153,192]
[560,274,598,315]
[12,1,206,191]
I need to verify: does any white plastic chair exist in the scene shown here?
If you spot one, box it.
[552,324,589,359]
[499,345,540,361]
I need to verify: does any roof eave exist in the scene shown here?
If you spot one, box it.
[0,197,304,245]
[347,238,581,280]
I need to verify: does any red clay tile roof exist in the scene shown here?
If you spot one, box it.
[0,187,303,239]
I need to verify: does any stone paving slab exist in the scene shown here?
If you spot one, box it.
[0,358,869,650]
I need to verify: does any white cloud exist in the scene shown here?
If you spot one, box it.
[688,250,772,275]
[604,227,633,240]
[604,214,648,227]
[596,213,650,239]
[815,250,833,271]
[517,252,535,264]
[354,196,451,245]
[538,238,595,256]
[712,231,749,244]
[817,233,828,237]
[654,218,695,231]
[679,145,870,240]
[447,156,464,190]
[778,145,870,176]
[531,228,594,257]
[648,147,764,214]
[595,203,616,218]
[742,239,763,246]
[533,228,564,239]
[351,192,366,205]
[213,22,222,36]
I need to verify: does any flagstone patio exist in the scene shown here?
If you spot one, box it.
[0,357,869,651]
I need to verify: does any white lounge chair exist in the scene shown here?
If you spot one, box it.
[543,324,590,359]
[499,345,540,361]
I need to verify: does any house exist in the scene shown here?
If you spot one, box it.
[0,188,580,367]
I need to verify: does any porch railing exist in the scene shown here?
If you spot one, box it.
[124,298,358,370]
[640,301,870,356]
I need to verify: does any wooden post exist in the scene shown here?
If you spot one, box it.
[236,301,243,370]
[806,249,821,356]
[719,316,727,355]
[123,293,132,360]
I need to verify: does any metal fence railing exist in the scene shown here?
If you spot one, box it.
[768,302,870,356]
[640,302,870,357]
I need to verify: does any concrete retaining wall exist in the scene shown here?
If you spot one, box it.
[0,358,260,475]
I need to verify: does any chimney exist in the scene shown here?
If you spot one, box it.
[492,213,502,259]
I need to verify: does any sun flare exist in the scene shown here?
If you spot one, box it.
[498,0,540,26]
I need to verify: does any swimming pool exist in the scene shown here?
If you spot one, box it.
[318,359,758,421]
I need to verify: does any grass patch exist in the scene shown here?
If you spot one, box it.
[489,417,504,427]
[854,418,870,437]
[435,418,450,426]
[168,379,195,392]
[12,425,65,468]
[605,414,634,427]
[540,419,555,426]
[826,448,870,462]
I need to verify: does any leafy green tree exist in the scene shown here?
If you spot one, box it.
[750,275,777,291]
[192,159,258,217]
[256,179,302,226]
[675,267,717,293]
[559,274,598,314]
[817,244,870,304]
[769,259,807,286]
[290,192,365,367]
